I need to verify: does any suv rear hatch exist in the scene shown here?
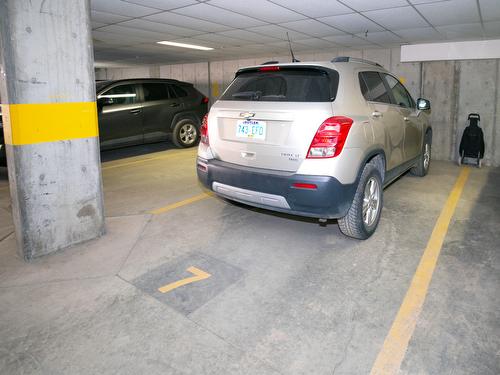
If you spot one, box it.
[209,66,339,172]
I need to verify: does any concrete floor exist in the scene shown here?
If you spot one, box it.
[0,143,498,375]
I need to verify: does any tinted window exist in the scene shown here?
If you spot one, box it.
[359,72,391,104]
[221,68,335,102]
[172,85,188,98]
[383,74,414,108]
[143,83,169,101]
[99,84,138,105]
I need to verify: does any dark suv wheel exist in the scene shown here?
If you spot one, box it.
[172,119,200,148]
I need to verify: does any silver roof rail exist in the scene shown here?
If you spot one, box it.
[331,56,382,67]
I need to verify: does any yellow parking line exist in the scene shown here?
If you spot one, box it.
[370,167,470,375]
[102,149,196,170]
[149,192,214,215]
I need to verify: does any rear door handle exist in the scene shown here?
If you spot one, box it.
[170,103,180,107]
[372,111,383,118]
[129,108,142,114]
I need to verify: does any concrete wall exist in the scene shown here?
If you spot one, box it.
[96,47,500,166]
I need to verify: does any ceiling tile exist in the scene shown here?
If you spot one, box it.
[270,0,352,17]
[192,33,249,47]
[415,0,480,26]
[91,10,131,24]
[92,30,148,45]
[395,27,445,42]
[208,0,306,23]
[217,29,281,43]
[408,0,449,4]
[363,6,428,30]
[246,24,311,41]
[261,41,297,52]
[90,0,158,17]
[293,38,339,49]
[319,13,385,34]
[119,19,202,37]
[98,25,173,41]
[483,21,500,37]
[144,12,231,32]
[172,3,266,28]
[355,31,403,45]
[92,21,107,29]
[435,23,485,39]
[279,19,345,37]
[323,34,375,46]
[123,0,198,11]
[339,0,408,11]
[479,0,500,22]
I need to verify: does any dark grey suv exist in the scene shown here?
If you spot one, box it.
[97,78,208,149]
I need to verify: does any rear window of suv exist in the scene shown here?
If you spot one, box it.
[221,68,338,102]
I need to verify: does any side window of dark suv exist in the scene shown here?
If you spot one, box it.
[359,72,391,104]
[99,84,138,106]
[143,83,169,102]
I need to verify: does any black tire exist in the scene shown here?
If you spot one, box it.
[338,163,383,240]
[410,136,431,177]
[172,119,200,148]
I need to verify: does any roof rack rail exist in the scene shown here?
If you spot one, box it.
[261,60,279,65]
[331,56,382,67]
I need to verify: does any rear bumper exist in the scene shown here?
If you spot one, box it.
[197,157,356,219]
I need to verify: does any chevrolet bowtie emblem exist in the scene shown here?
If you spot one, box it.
[240,112,255,119]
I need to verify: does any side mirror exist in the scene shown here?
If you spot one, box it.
[98,97,114,106]
[417,98,431,111]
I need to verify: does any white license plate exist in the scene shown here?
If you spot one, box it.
[236,119,266,140]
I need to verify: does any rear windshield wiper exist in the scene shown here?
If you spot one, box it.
[260,94,286,101]
[232,91,262,100]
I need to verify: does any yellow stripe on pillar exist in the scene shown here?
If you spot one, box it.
[1,102,99,145]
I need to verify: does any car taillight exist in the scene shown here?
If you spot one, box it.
[202,97,209,104]
[259,66,280,71]
[292,183,318,190]
[200,114,209,145]
[306,116,353,158]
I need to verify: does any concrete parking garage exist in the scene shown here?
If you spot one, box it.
[1,1,499,374]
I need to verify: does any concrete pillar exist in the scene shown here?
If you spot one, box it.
[0,0,105,260]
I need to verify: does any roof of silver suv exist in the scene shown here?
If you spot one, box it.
[236,56,388,76]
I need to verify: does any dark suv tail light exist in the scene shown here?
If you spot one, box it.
[200,114,209,145]
[202,97,209,104]
[307,116,353,158]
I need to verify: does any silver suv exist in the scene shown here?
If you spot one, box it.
[197,57,432,239]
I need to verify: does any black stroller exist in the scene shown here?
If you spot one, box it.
[458,113,485,168]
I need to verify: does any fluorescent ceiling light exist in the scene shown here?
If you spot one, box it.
[157,41,214,51]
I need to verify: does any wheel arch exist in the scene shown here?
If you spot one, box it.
[358,149,386,184]
[170,111,202,131]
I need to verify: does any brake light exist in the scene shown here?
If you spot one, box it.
[292,183,318,190]
[202,97,209,104]
[200,114,209,145]
[307,116,353,158]
[259,66,280,71]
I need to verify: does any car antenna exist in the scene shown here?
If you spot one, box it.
[287,32,300,62]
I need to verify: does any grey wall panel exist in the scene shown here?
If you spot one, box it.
[209,61,223,101]
[422,61,458,162]
[495,61,500,166]
[363,48,391,69]
[194,62,209,97]
[390,47,421,101]
[456,60,497,165]
[222,60,239,92]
